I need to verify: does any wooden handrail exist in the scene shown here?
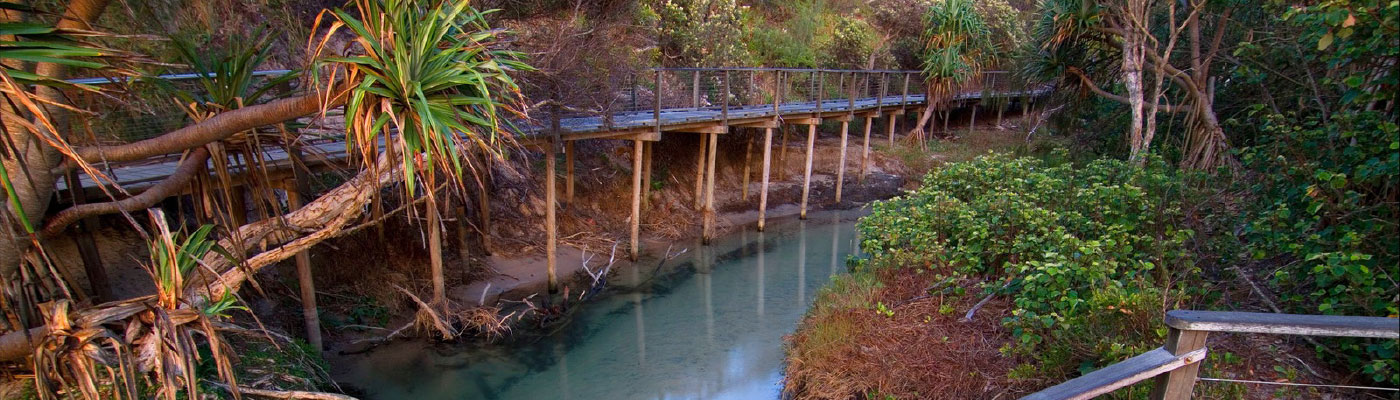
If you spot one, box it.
[1020,310,1399,400]
[1165,310,1399,338]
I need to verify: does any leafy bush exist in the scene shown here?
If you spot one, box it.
[1240,110,1400,385]
[858,153,1193,377]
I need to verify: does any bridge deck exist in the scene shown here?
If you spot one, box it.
[61,89,1043,196]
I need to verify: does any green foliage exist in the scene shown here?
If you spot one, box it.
[1239,110,1400,385]
[653,0,754,66]
[920,0,994,82]
[859,153,1193,378]
[168,29,298,111]
[821,17,878,69]
[1281,0,1398,108]
[318,0,530,196]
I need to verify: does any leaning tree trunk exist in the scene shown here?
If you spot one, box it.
[1,0,111,289]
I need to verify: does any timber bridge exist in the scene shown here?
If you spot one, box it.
[60,67,1047,287]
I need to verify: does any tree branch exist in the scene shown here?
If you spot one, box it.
[1067,68,1186,113]
[70,87,347,165]
[39,147,210,237]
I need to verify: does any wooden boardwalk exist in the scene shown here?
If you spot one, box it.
[62,88,1042,194]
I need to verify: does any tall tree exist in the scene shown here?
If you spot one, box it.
[906,0,994,142]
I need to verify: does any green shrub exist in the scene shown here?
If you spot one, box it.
[858,152,1193,378]
[1240,110,1400,385]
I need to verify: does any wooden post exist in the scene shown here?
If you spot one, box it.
[692,70,701,108]
[694,134,707,210]
[835,119,849,203]
[799,123,816,220]
[997,98,1006,128]
[887,113,897,148]
[702,130,720,244]
[427,197,445,304]
[455,204,470,269]
[63,171,111,302]
[778,125,789,181]
[968,100,979,135]
[630,139,644,261]
[860,114,873,182]
[642,141,653,209]
[284,181,322,353]
[942,108,951,134]
[1149,328,1208,400]
[477,170,493,256]
[545,143,558,294]
[564,141,575,203]
[758,127,774,232]
[742,132,752,201]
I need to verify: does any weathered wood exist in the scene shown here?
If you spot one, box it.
[283,180,322,353]
[860,115,873,183]
[835,120,849,203]
[476,169,493,256]
[630,139,644,261]
[702,130,720,244]
[545,145,558,294]
[642,141,653,209]
[692,70,701,108]
[886,113,897,148]
[694,135,706,210]
[427,197,445,303]
[799,123,816,220]
[1149,328,1209,400]
[1021,348,1207,400]
[786,117,823,125]
[454,204,470,271]
[564,141,575,203]
[968,100,979,135]
[671,124,728,134]
[64,171,110,301]
[1164,310,1400,338]
[742,132,753,201]
[758,127,773,232]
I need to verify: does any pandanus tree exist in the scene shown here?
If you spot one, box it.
[906,0,994,144]
[0,0,528,396]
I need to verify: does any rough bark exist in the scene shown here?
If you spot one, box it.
[39,147,211,237]
[71,92,343,165]
[2,0,112,287]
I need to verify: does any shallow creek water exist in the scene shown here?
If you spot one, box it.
[335,210,863,400]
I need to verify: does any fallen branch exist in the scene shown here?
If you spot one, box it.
[962,279,1014,322]
[40,147,211,237]
[208,382,359,400]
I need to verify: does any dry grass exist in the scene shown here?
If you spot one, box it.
[785,267,1034,400]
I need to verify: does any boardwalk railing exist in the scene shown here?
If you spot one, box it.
[533,67,1027,136]
[1021,310,1399,400]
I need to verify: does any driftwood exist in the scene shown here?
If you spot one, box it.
[209,382,359,400]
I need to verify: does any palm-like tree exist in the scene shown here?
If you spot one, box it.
[907,0,995,143]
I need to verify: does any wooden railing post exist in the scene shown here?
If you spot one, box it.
[692,70,701,109]
[1150,327,1208,400]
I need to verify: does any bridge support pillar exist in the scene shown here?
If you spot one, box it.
[694,135,706,210]
[758,127,774,232]
[702,130,720,244]
[283,179,322,354]
[741,131,752,201]
[477,168,493,256]
[799,122,816,220]
[642,141,653,209]
[564,141,575,203]
[630,139,644,261]
[860,114,873,183]
[545,145,558,294]
[887,113,897,148]
[968,101,979,135]
[835,119,849,203]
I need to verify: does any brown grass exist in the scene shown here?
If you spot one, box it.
[785,267,1034,399]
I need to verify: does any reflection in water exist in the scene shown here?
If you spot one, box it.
[335,212,862,400]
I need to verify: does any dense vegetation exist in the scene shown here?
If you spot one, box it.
[789,0,1397,397]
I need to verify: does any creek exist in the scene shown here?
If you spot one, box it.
[335,210,864,399]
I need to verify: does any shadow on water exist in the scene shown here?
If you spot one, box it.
[335,210,865,400]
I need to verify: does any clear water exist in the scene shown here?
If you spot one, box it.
[335,211,861,400]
